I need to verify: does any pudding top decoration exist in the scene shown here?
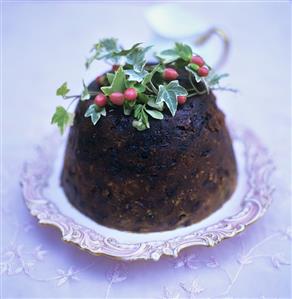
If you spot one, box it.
[52,38,235,134]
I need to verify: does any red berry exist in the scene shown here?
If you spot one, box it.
[163,68,179,81]
[124,88,137,101]
[178,95,187,105]
[197,66,209,77]
[112,65,120,72]
[94,93,107,107]
[109,92,124,106]
[191,55,204,67]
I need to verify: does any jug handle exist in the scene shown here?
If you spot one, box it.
[194,27,230,71]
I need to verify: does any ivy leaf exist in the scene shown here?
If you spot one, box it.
[126,82,146,93]
[123,100,136,116]
[132,104,149,131]
[86,38,120,68]
[156,43,192,63]
[126,46,152,72]
[113,42,143,56]
[84,104,106,125]
[101,67,126,95]
[147,97,164,111]
[51,106,74,134]
[207,73,229,86]
[124,69,148,82]
[145,108,164,120]
[156,49,180,63]
[141,64,161,87]
[132,120,147,131]
[185,65,202,83]
[156,80,188,116]
[81,80,90,101]
[106,73,115,84]
[175,43,193,62]
[56,82,70,98]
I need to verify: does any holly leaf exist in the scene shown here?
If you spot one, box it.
[156,49,180,63]
[124,69,148,82]
[56,82,70,98]
[101,67,126,95]
[156,80,188,116]
[175,43,193,62]
[145,108,164,120]
[51,106,74,134]
[84,104,106,125]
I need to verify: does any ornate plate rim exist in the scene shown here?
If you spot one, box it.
[20,123,275,261]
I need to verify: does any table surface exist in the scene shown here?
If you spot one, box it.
[1,2,291,299]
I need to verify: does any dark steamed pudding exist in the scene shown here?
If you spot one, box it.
[61,75,237,233]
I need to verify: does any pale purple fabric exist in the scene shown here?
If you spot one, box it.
[1,2,291,298]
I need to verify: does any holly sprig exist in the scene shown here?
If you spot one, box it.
[52,38,235,134]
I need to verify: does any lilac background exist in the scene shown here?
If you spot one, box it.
[1,2,291,298]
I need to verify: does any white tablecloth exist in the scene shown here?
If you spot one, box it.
[2,2,291,298]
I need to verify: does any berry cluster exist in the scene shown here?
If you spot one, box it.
[52,39,233,134]
[94,87,138,108]
[161,55,209,106]
[96,56,209,109]
[190,55,209,77]
[162,55,209,81]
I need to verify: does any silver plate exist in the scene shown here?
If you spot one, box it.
[20,123,275,261]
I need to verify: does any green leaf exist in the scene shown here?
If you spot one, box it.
[207,72,229,86]
[189,63,199,71]
[141,64,161,87]
[147,97,164,111]
[113,42,143,56]
[132,120,147,131]
[133,104,143,118]
[81,80,90,101]
[156,43,192,63]
[56,82,70,97]
[86,38,120,68]
[185,65,202,83]
[175,43,193,62]
[124,69,148,82]
[101,67,126,95]
[132,104,150,131]
[126,45,152,72]
[156,80,188,116]
[138,93,150,104]
[51,106,74,134]
[123,100,136,116]
[84,104,106,125]
[106,73,115,84]
[156,49,180,63]
[145,108,164,120]
[127,82,146,93]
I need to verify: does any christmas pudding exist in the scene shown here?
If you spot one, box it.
[52,39,237,233]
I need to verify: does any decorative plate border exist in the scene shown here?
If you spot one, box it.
[20,124,275,261]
